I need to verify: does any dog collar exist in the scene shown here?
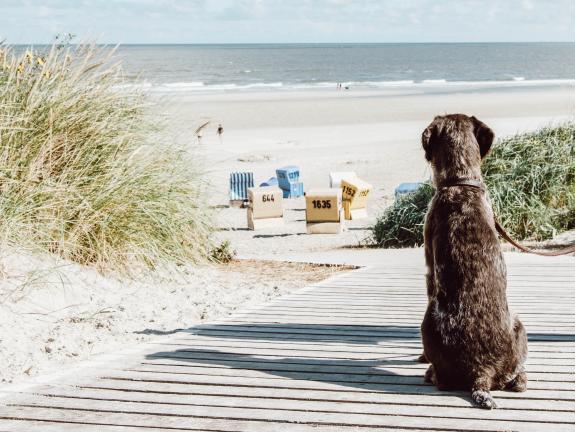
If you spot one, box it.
[440,179,485,191]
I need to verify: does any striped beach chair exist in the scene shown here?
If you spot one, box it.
[229,172,254,205]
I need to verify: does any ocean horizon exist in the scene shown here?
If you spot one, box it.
[15,42,575,93]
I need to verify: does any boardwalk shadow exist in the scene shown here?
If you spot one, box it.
[141,323,574,405]
[142,347,458,401]
[142,323,476,406]
[185,323,423,344]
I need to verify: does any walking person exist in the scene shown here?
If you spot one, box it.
[217,124,224,143]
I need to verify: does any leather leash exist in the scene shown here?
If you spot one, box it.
[441,179,575,257]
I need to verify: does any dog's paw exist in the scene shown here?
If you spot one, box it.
[424,365,435,384]
[471,390,497,409]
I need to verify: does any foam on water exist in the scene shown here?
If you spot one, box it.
[107,43,575,94]
[117,78,575,94]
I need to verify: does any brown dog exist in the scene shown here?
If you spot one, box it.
[420,114,528,409]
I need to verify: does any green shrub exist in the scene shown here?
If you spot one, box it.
[371,183,435,248]
[371,123,575,247]
[0,42,214,272]
[483,123,575,240]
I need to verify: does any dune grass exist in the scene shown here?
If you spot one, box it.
[371,183,435,248]
[371,123,575,247]
[0,42,214,272]
[483,123,575,240]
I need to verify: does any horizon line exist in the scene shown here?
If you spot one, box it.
[6,41,575,46]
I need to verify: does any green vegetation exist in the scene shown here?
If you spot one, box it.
[0,42,214,272]
[372,123,575,247]
[483,123,575,240]
[371,183,435,248]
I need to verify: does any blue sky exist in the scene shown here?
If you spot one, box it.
[2,0,575,44]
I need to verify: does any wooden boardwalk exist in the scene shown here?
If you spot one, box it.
[0,253,574,431]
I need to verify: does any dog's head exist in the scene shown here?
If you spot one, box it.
[422,114,494,177]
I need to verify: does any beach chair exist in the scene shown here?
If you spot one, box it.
[341,177,373,220]
[305,188,345,234]
[329,171,357,188]
[247,186,284,230]
[394,182,423,198]
[276,166,304,198]
[259,177,279,187]
[229,172,254,207]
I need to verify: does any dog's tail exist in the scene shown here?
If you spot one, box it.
[471,383,497,409]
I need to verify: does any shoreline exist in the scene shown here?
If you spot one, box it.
[146,80,575,100]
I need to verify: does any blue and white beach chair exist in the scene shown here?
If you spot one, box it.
[259,177,279,187]
[276,166,304,198]
[229,172,254,204]
[394,182,423,198]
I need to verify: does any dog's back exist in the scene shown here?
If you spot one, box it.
[420,114,528,409]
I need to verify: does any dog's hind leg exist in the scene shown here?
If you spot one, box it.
[505,370,527,392]
[471,375,497,409]
[424,364,436,383]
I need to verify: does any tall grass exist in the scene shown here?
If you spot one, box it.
[371,123,575,247]
[483,123,575,240]
[0,43,214,271]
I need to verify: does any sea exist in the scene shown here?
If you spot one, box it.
[111,43,575,93]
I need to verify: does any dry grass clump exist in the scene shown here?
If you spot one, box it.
[0,42,214,272]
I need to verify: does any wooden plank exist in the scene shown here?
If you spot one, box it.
[10,389,575,424]
[101,367,575,391]
[125,362,574,384]
[5,398,575,432]
[70,380,575,411]
[137,359,574,381]
[97,371,575,400]
[167,334,575,352]
[0,408,403,432]
[145,351,575,373]
[145,339,575,359]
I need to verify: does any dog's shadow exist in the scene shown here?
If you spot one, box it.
[140,323,477,406]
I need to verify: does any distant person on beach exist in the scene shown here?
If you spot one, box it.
[217,124,224,143]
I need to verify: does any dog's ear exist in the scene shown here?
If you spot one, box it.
[471,116,494,159]
[422,124,435,162]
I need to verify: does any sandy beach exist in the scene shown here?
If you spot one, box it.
[0,249,346,385]
[160,84,575,256]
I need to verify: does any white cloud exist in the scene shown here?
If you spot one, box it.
[1,0,575,43]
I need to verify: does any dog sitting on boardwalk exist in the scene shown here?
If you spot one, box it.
[419,114,528,409]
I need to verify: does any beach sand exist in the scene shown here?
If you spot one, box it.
[0,249,346,385]
[159,84,575,257]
